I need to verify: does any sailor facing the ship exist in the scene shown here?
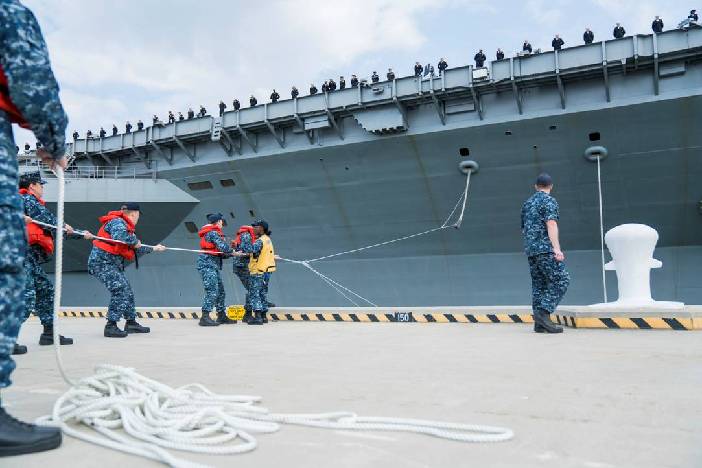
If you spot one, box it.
[19,172,92,348]
[197,213,235,327]
[232,224,256,323]
[521,173,570,334]
[88,203,166,338]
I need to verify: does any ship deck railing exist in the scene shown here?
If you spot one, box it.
[70,27,702,162]
[19,158,157,180]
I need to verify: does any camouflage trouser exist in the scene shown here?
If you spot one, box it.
[234,266,250,309]
[528,253,570,314]
[263,272,272,298]
[0,122,26,388]
[247,273,266,312]
[198,265,225,313]
[89,261,136,322]
[22,253,54,326]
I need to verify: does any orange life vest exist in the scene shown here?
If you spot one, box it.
[20,189,54,254]
[92,211,136,260]
[232,225,256,249]
[198,224,225,254]
[0,64,29,129]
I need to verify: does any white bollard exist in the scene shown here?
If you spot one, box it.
[589,223,684,310]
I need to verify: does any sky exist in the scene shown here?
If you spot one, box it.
[14,0,696,146]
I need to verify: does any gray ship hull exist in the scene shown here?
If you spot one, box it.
[57,28,702,308]
[59,93,702,308]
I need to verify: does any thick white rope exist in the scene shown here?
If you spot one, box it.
[596,156,607,303]
[38,166,512,468]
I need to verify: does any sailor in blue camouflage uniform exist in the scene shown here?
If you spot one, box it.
[232,225,255,322]
[88,203,166,338]
[246,220,277,325]
[521,173,569,333]
[19,172,92,347]
[196,213,238,327]
[0,0,70,455]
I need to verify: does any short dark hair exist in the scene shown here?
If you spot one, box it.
[535,173,553,187]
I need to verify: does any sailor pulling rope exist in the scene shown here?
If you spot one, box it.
[36,166,512,468]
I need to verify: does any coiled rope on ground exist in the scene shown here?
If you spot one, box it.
[34,166,511,468]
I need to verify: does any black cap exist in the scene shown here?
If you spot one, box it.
[121,202,141,212]
[207,212,224,223]
[19,172,46,189]
[535,173,553,187]
[251,219,269,233]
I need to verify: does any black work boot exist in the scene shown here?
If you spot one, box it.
[261,311,269,324]
[198,312,219,327]
[247,311,263,325]
[242,307,252,324]
[39,324,73,346]
[0,404,62,457]
[534,309,563,334]
[11,344,27,355]
[216,310,236,325]
[104,320,128,338]
[125,319,150,334]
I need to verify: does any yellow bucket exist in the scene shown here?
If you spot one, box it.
[226,305,246,321]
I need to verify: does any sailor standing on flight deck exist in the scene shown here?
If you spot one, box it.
[197,213,237,327]
[88,203,166,338]
[521,173,569,334]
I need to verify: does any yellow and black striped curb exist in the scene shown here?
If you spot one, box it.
[267,312,534,323]
[554,314,700,330]
[57,309,700,329]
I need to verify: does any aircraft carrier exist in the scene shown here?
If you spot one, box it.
[27,26,702,309]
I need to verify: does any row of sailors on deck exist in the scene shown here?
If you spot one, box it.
[73,10,698,140]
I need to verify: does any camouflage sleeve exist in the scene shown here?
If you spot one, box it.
[206,231,233,254]
[104,219,139,246]
[543,197,559,222]
[250,238,263,257]
[0,1,68,158]
[135,245,153,256]
[237,232,254,253]
[22,195,57,225]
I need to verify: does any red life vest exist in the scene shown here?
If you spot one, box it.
[198,224,224,254]
[93,211,136,260]
[19,188,53,254]
[232,225,256,249]
[0,64,29,129]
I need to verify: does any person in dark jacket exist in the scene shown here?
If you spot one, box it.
[152,114,159,125]
[291,86,299,99]
[437,58,448,74]
[350,75,359,87]
[474,49,486,67]
[198,105,207,117]
[218,101,226,116]
[249,95,257,107]
[613,23,626,39]
[583,28,594,44]
[371,71,379,83]
[321,81,328,93]
[99,127,106,138]
[652,16,663,33]
[414,61,423,76]
[112,124,118,135]
[328,78,337,91]
[125,121,132,133]
[552,35,564,50]
[86,130,92,139]
[72,130,79,140]
[136,120,143,131]
[187,107,195,119]
[690,10,699,22]
[168,110,175,123]
[232,99,240,110]
[523,40,533,53]
[386,68,395,80]
[339,76,346,89]
[178,112,184,121]
[270,90,280,103]
[496,48,505,60]
[423,63,434,76]
[310,83,318,95]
